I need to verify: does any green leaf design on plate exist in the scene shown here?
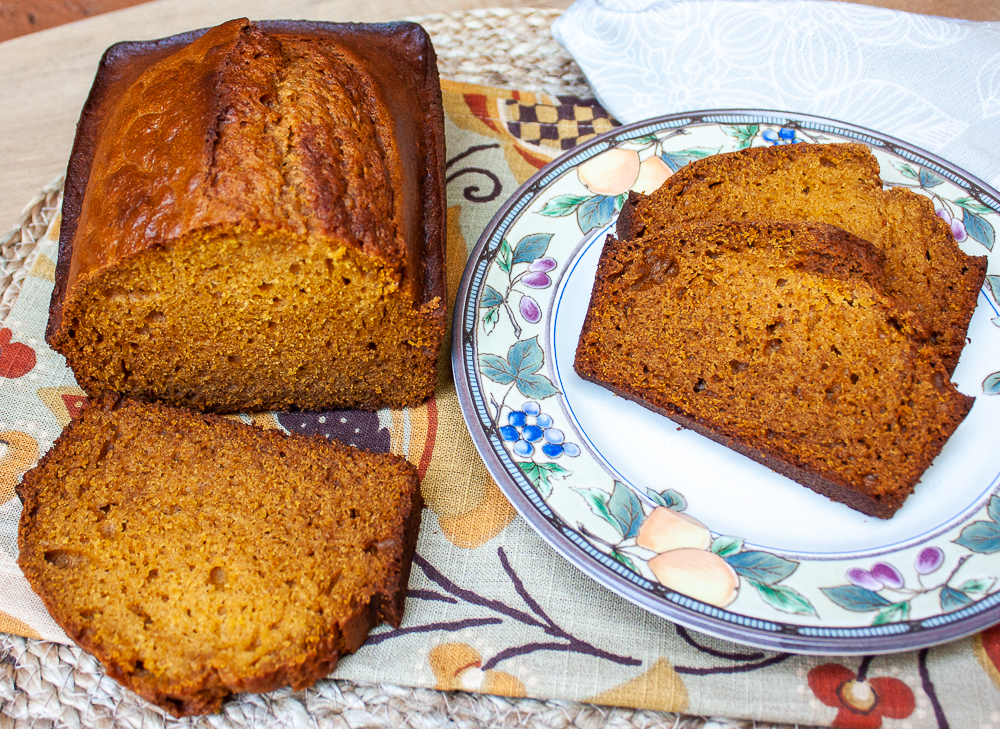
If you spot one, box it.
[659,147,719,173]
[873,601,910,626]
[480,337,559,399]
[515,372,559,399]
[986,274,1000,303]
[479,353,516,385]
[607,481,644,540]
[749,580,818,617]
[711,536,744,558]
[954,196,993,215]
[963,208,995,251]
[483,306,499,334]
[508,338,559,399]
[955,519,1000,553]
[959,578,993,596]
[985,372,1000,396]
[821,585,892,612]
[577,195,618,233]
[987,495,1000,524]
[520,462,570,498]
[539,194,589,218]
[480,284,503,309]
[725,550,798,585]
[512,233,553,266]
[896,163,920,181]
[497,238,513,273]
[647,488,687,511]
[723,124,759,150]
[612,550,639,573]
[572,486,615,531]
[507,337,544,373]
[940,586,973,612]
[918,169,944,188]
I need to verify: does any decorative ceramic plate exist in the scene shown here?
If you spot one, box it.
[452,109,1000,654]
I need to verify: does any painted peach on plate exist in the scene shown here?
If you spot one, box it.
[631,155,673,194]
[648,548,740,608]
[577,148,640,196]
[636,506,711,553]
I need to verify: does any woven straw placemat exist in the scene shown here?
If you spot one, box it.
[0,9,806,729]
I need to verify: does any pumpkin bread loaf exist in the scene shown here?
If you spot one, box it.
[47,18,446,412]
[574,221,973,518]
[619,143,986,373]
[17,395,424,716]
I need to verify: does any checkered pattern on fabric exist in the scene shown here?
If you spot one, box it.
[503,97,617,151]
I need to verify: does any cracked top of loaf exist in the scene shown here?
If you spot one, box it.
[48,18,446,342]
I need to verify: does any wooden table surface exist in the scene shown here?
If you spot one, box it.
[0,0,997,231]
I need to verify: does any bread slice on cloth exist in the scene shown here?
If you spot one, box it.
[618,143,986,374]
[575,220,973,518]
[17,394,423,716]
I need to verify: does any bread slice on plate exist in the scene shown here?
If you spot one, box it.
[574,220,973,518]
[47,18,446,412]
[17,394,423,716]
[618,142,987,374]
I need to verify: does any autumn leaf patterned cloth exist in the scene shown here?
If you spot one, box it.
[2,78,1000,727]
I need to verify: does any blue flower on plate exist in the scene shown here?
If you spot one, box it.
[500,401,581,459]
[762,127,801,145]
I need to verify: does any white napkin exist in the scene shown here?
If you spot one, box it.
[552,0,1000,189]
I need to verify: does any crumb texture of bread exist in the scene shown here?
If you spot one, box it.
[16,395,424,716]
[47,18,446,412]
[620,143,986,374]
[574,221,973,518]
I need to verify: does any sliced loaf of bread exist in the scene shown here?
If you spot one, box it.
[619,143,987,374]
[17,395,423,716]
[47,19,447,412]
[574,220,973,518]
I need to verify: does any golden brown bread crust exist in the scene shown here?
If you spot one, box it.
[17,394,424,716]
[47,19,446,411]
[619,143,987,374]
[575,220,974,518]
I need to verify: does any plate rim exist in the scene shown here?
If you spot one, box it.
[450,107,1000,655]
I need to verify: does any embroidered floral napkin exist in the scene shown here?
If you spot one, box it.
[551,0,1000,190]
[3,77,1000,727]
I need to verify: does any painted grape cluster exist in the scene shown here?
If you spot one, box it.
[762,127,801,145]
[500,401,581,459]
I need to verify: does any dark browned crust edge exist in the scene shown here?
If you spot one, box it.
[16,394,425,717]
[48,31,200,344]
[612,214,890,293]
[573,367,972,520]
[47,19,448,399]
[924,223,988,373]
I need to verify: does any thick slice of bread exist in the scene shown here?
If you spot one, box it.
[574,221,973,518]
[17,395,423,716]
[619,143,987,374]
